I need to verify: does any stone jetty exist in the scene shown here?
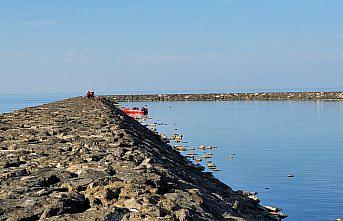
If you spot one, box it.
[108,91,343,102]
[0,97,283,220]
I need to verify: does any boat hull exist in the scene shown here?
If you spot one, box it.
[122,108,148,115]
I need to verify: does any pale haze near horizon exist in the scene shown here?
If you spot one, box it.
[0,0,343,94]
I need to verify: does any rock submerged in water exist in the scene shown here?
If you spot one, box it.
[0,97,284,220]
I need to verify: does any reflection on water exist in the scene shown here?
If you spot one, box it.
[124,100,343,221]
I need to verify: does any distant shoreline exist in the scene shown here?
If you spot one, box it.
[107,91,343,102]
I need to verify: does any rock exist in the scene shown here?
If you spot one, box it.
[222,212,245,221]
[232,200,239,210]
[174,145,187,151]
[201,153,213,159]
[264,206,280,213]
[199,145,206,150]
[108,92,343,102]
[175,208,192,221]
[40,192,90,219]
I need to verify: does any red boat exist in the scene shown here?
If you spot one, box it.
[122,107,148,116]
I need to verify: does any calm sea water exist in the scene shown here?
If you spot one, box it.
[124,100,343,221]
[0,93,77,113]
[1,94,342,220]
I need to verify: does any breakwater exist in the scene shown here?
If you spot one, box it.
[0,97,284,220]
[107,91,343,102]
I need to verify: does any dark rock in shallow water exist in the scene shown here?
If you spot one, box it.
[0,97,283,220]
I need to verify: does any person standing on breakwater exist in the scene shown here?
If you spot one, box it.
[86,90,95,99]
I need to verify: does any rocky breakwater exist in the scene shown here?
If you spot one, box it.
[0,97,284,221]
[108,91,343,102]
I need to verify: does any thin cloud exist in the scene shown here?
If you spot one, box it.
[0,52,27,61]
[118,54,220,65]
[292,49,343,61]
[64,49,92,63]
[332,35,343,40]
[11,21,56,27]
[118,53,257,65]
[212,0,241,3]
[298,34,343,41]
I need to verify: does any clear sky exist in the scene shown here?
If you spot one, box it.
[0,0,343,94]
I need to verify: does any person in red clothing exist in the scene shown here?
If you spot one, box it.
[86,90,95,98]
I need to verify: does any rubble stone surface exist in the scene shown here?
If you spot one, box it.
[108,91,343,102]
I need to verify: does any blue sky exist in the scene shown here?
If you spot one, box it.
[0,0,343,93]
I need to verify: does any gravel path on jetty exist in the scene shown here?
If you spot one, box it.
[0,97,282,221]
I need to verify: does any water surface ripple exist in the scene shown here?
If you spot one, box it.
[125,100,343,221]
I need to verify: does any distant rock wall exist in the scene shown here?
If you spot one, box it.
[108,92,343,102]
[0,97,284,221]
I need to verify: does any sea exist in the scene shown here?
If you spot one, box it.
[1,91,343,221]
